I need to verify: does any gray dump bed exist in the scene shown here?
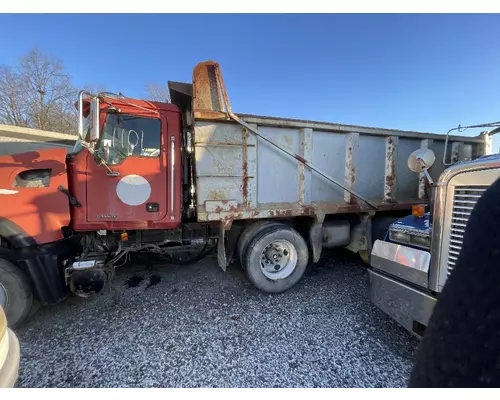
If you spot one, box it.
[169,61,488,225]
[194,114,485,224]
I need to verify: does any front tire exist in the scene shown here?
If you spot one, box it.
[0,258,33,329]
[244,226,309,293]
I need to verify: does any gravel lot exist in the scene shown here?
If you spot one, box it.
[16,249,418,388]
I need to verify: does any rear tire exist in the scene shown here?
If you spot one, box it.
[237,220,289,265]
[0,258,33,329]
[244,225,309,293]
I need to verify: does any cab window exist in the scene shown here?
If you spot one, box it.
[99,113,161,164]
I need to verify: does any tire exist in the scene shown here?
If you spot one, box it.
[244,226,309,293]
[0,258,33,329]
[237,220,289,265]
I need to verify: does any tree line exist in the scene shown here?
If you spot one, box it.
[0,48,170,135]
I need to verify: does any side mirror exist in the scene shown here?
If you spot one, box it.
[88,97,100,142]
[408,148,436,185]
[408,149,436,172]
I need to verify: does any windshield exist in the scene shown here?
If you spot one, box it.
[98,113,161,164]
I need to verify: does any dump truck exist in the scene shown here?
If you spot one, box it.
[0,61,490,328]
[368,121,499,338]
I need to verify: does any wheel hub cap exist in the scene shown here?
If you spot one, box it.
[260,239,298,280]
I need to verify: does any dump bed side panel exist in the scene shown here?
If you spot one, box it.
[194,118,485,224]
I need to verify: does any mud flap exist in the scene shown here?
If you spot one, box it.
[217,223,245,272]
[309,221,323,263]
[217,226,227,272]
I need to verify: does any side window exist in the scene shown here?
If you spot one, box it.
[99,114,161,164]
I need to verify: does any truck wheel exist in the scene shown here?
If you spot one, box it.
[244,226,309,293]
[0,258,33,329]
[237,220,289,265]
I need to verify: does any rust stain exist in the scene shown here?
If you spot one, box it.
[204,198,427,225]
[298,170,305,183]
[295,154,307,164]
[384,136,397,202]
[298,167,305,204]
[301,205,314,216]
[344,134,357,204]
[193,62,224,113]
[273,209,293,217]
[222,217,234,230]
[193,110,229,121]
[208,189,227,200]
[242,127,249,208]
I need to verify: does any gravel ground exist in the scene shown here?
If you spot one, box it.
[15,249,419,388]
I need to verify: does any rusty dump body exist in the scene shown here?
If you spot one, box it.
[173,61,487,227]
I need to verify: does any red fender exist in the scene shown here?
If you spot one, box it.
[0,148,70,244]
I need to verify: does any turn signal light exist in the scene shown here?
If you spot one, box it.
[412,204,425,218]
[121,232,128,241]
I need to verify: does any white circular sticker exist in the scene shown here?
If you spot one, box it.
[116,174,151,206]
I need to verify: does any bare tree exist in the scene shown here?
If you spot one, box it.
[0,66,29,127]
[145,82,170,103]
[21,49,76,133]
[0,48,80,134]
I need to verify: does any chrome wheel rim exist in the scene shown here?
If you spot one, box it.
[0,282,7,309]
[260,239,297,280]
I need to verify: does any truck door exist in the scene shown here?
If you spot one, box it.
[85,112,168,226]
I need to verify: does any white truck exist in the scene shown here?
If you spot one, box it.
[368,121,500,337]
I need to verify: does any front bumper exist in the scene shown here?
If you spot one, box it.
[368,240,437,338]
[0,329,20,388]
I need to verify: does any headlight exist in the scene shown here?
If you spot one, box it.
[389,230,430,249]
[409,235,431,249]
[389,231,410,244]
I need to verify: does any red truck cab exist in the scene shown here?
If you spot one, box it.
[68,95,183,232]
[0,92,190,328]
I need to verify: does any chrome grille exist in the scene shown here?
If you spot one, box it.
[447,186,488,275]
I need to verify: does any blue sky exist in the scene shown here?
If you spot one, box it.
[1,13,499,148]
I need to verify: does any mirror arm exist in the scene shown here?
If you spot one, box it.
[417,157,435,186]
[80,141,118,176]
[422,168,434,186]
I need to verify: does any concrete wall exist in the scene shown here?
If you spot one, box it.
[0,124,76,156]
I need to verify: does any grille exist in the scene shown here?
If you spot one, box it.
[447,186,488,275]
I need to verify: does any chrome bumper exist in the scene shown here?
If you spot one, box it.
[0,329,20,388]
[369,240,437,338]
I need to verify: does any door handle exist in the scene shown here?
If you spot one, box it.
[170,136,175,220]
